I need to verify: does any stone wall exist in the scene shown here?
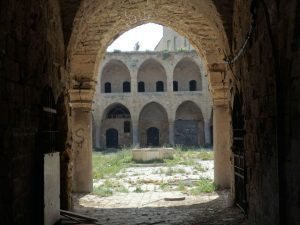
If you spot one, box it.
[0,0,68,224]
[232,0,300,224]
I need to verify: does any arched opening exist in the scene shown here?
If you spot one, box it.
[139,102,169,147]
[175,101,204,146]
[137,59,167,93]
[101,104,132,148]
[173,58,202,91]
[101,60,131,93]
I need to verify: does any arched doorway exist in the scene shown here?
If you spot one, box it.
[147,127,160,146]
[106,128,119,148]
[101,103,132,148]
[139,102,169,147]
[175,101,204,146]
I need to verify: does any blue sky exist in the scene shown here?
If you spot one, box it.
[107,23,163,52]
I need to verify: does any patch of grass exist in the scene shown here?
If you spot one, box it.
[194,164,206,172]
[189,179,215,195]
[159,182,169,190]
[134,158,165,164]
[133,186,144,193]
[93,179,128,196]
[176,181,186,192]
[93,149,133,179]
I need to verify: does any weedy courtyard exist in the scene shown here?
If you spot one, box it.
[74,147,246,225]
[92,147,215,197]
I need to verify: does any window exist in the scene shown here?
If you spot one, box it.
[124,121,130,133]
[107,105,131,119]
[173,81,178,92]
[123,81,131,93]
[138,81,145,92]
[156,81,164,92]
[189,80,197,91]
[104,82,111,93]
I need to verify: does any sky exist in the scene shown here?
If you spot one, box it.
[107,23,163,52]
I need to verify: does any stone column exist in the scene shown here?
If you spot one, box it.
[94,125,101,149]
[132,120,139,147]
[204,119,211,146]
[169,121,175,146]
[131,69,138,93]
[213,104,231,188]
[70,89,94,193]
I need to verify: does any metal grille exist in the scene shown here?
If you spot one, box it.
[232,95,248,213]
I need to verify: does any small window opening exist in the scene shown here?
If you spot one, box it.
[105,82,111,93]
[156,81,164,92]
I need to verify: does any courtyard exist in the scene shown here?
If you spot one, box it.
[73,148,246,225]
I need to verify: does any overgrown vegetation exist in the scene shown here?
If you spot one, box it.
[92,147,214,196]
[93,149,133,179]
[189,180,215,195]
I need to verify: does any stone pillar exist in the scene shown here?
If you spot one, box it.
[131,69,138,93]
[69,89,94,193]
[94,125,101,149]
[213,104,231,188]
[169,121,175,146]
[204,119,211,146]
[132,120,139,147]
[71,107,93,193]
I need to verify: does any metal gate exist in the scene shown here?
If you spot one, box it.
[147,127,159,146]
[232,94,248,213]
[106,129,118,148]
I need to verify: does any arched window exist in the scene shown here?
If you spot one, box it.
[124,121,130,133]
[123,81,131,93]
[104,82,111,93]
[138,81,145,92]
[189,80,197,91]
[107,105,131,119]
[156,81,164,92]
[173,81,178,92]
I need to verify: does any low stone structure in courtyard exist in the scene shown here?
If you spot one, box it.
[132,147,175,162]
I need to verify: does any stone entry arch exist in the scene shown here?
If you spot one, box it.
[101,103,132,148]
[139,102,169,147]
[175,101,204,146]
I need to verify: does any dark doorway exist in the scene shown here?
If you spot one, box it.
[147,127,159,146]
[106,129,118,148]
[232,93,247,213]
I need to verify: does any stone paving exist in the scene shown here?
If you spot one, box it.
[73,190,247,225]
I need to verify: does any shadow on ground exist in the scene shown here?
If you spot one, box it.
[72,192,247,225]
